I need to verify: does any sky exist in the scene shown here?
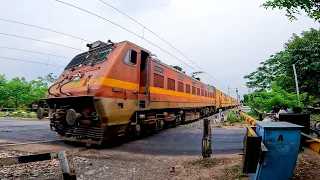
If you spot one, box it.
[0,0,318,99]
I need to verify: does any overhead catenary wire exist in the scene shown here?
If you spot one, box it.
[53,1,196,68]
[0,46,71,59]
[0,56,64,67]
[0,18,91,43]
[0,32,84,52]
[97,0,229,91]
[53,0,229,91]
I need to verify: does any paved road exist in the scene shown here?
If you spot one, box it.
[114,127,245,155]
[0,119,58,143]
[0,118,245,155]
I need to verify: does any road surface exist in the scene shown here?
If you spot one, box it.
[0,118,245,155]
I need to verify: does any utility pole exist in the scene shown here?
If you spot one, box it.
[292,64,300,101]
[228,85,230,97]
[236,88,239,102]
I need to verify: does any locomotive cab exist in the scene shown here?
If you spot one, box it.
[38,40,152,145]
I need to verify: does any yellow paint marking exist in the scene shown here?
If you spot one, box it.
[62,77,139,90]
[149,87,195,98]
[54,76,216,100]
[149,87,215,100]
[99,78,139,90]
[247,129,256,136]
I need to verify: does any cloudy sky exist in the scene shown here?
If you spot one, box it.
[0,0,318,98]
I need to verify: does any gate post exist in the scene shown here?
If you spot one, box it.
[58,151,77,180]
[202,118,212,158]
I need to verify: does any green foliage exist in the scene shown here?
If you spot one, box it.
[246,84,305,112]
[227,111,241,123]
[311,114,320,121]
[244,29,320,104]
[0,112,37,118]
[0,73,57,109]
[262,0,320,22]
[246,110,259,120]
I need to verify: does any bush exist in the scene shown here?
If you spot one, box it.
[0,113,8,117]
[311,114,320,122]
[227,111,241,123]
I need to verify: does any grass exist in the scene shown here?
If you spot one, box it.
[0,112,37,118]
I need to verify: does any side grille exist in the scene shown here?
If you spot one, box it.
[56,124,103,141]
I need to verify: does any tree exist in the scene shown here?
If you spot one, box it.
[244,28,320,99]
[246,84,306,112]
[0,73,57,109]
[6,77,32,109]
[262,0,320,22]
[0,75,8,109]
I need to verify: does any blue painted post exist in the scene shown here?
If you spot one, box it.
[250,122,303,180]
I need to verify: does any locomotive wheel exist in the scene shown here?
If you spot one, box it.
[157,120,164,130]
[37,107,44,120]
[173,116,181,127]
[135,124,141,135]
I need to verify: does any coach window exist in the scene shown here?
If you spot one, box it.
[167,78,175,90]
[178,82,184,92]
[154,73,164,88]
[192,86,196,95]
[186,84,191,94]
[197,88,200,95]
[201,89,204,96]
[205,91,207,97]
[124,49,137,65]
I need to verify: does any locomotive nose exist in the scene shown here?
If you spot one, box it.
[66,109,82,126]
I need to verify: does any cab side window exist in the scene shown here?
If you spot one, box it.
[124,49,137,65]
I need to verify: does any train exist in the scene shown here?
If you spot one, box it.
[37,40,240,145]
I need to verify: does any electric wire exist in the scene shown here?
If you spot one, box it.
[97,0,229,90]
[0,18,91,43]
[0,32,84,52]
[0,56,64,67]
[0,45,71,59]
[53,0,229,91]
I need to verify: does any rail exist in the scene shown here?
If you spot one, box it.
[240,111,320,156]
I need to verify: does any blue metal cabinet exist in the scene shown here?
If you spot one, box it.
[250,122,303,180]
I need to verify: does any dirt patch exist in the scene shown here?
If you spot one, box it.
[293,149,320,180]
[0,147,245,180]
[3,146,320,180]
[74,151,245,180]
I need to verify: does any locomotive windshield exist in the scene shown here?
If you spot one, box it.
[64,47,112,70]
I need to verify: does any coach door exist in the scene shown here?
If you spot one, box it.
[137,50,150,109]
[139,50,150,94]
